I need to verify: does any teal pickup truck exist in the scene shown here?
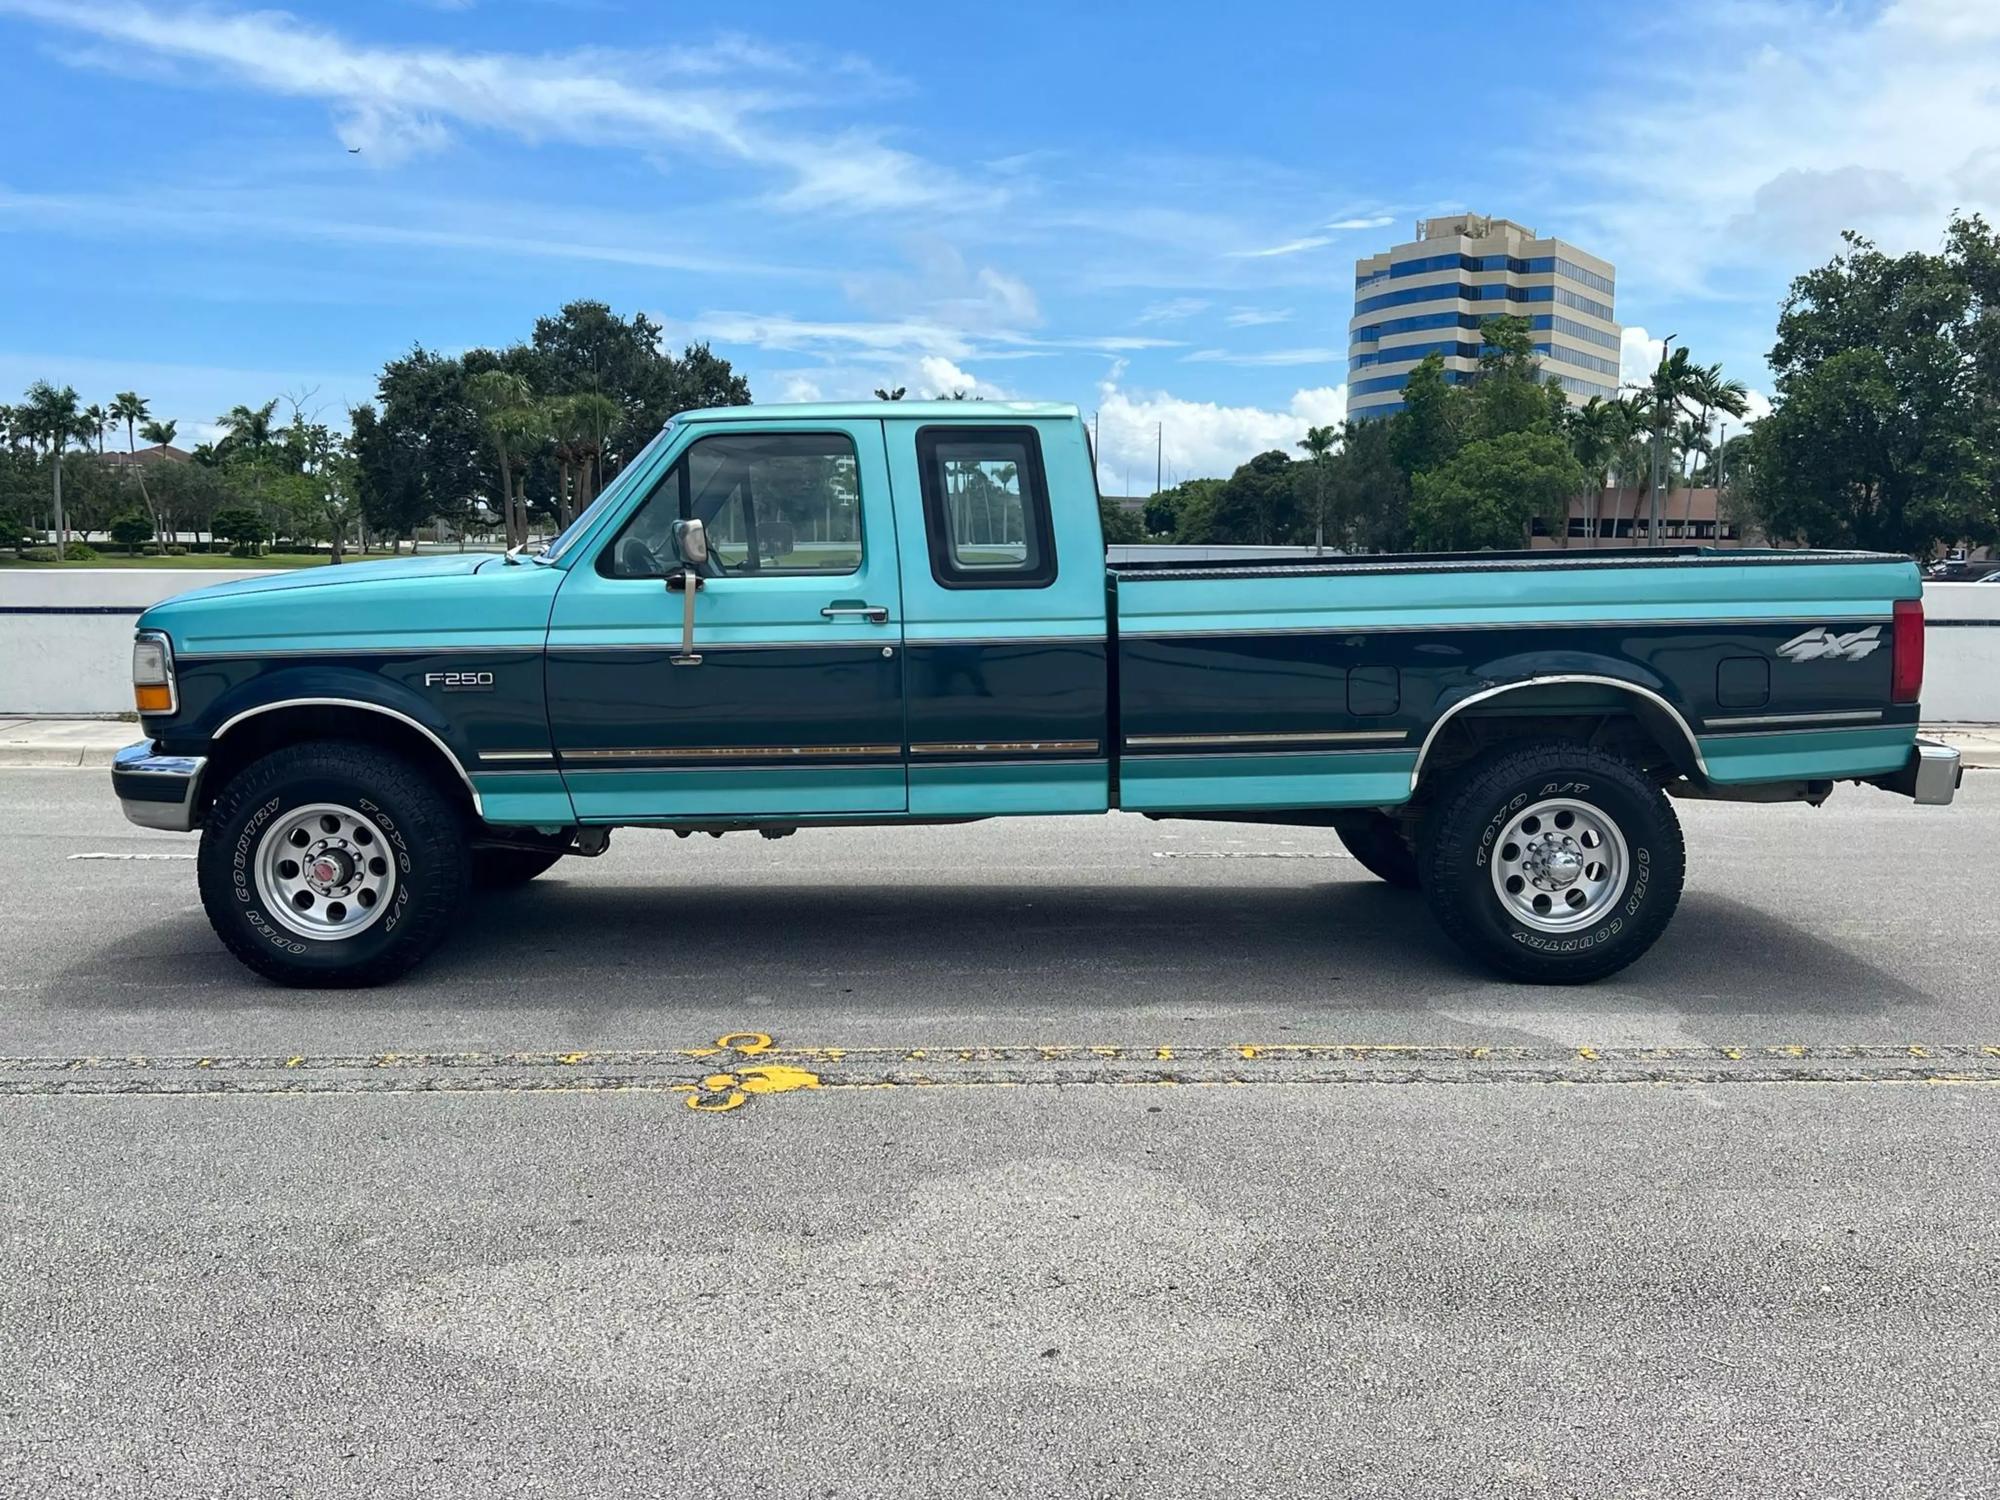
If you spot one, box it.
[113,401,1960,987]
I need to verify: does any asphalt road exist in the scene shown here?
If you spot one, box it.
[2,767,1996,1496]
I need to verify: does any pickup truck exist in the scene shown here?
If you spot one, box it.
[112,401,1961,987]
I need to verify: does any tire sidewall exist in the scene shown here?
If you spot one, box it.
[1427,749,1684,980]
[200,752,461,981]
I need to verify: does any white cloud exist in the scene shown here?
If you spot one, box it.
[776,375,825,403]
[1091,378,1346,491]
[1325,215,1395,231]
[1182,347,1342,367]
[914,355,1003,399]
[1571,0,2000,293]
[1135,297,1211,324]
[1618,324,1772,441]
[0,0,983,213]
[1225,307,1292,327]
[1228,235,1335,259]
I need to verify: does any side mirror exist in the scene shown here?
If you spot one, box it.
[674,517,709,568]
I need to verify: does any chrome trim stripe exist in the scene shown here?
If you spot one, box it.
[1127,747,1418,762]
[1124,729,1408,749]
[1702,709,1885,729]
[911,757,1107,769]
[179,644,542,660]
[1119,615,1893,641]
[561,744,901,762]
[1412,675,1709,790]
[477,749,559,763]
[1699,722,1913,740]
[906,635,1108,649]
[210,699,484,818]
[909,739,1100,756]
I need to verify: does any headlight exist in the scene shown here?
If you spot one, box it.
[132,631,177,715]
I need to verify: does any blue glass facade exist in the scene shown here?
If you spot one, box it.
[1355,282,1615,321]
[1357,252,1614,295]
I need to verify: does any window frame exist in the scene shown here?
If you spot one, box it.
[914,424,1059,590]
[594,427,865,581]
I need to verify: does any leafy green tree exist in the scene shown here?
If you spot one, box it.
[1329,416,1410,553]
[1210,450,1303,545]
[1562,396,1635,547]
[217,399,280,496]
[1411,430,1588,551]
[211,505,266,556]
[1098,497,1146,545]
[1746,217,2000,554]
[1388,355,1462,479]
[109,510,154,554]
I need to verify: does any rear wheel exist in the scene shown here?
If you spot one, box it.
[1418,740,1684,984]
[1333,811,1419,889]
[198,741,469,987]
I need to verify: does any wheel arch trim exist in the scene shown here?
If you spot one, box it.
[1411,674,1709,794]
[210,697,486,817]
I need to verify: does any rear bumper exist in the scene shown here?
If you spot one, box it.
[111,741,208,832]
[1866,737,1962,806]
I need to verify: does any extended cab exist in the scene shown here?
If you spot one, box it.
[113,402,1961,987]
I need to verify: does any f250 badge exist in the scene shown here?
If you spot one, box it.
[424,670,495,692]
[1776,625,1882,663]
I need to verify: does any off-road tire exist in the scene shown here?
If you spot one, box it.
[198,741,469,987]
[1418,740,1685,984]
[1333,811,1420,889]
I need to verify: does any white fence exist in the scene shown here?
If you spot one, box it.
[4,568,1997,722]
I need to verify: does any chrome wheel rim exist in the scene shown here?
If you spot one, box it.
[254,802,397,941]
[1489,796,1629,933]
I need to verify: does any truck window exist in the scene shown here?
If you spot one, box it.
[915,426,1056,589]
[599,431,862,578]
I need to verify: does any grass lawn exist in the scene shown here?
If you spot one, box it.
[0,552,339,570]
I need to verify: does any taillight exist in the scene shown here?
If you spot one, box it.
[1891,597,1924,704]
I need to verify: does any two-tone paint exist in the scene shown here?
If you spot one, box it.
[124,401,1948,837]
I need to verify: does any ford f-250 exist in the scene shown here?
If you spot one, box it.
[111,401,1961,987]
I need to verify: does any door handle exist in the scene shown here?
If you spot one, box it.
[821,604,890,624]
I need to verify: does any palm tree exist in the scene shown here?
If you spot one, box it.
[23,381,82,550]
[218,399,279,495]
[1678,363,1749,540]
[1296,424,1338,555]
[468,371,537,548]
[139,417,177,448]
[109,392,155,538]
[1564,397,1629,549]
[563,391,622,524]
[81,403,109,454]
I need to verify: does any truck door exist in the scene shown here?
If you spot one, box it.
[545,419,907,821]
[883,417,1110,816]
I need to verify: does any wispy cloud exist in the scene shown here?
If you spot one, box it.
[1224,307,1292,327]
[1227,235,1335,259]
[0,0,980,211]
[1182,347,1342,367]
[1135,297,1211,325]
[1325,215,1394,230]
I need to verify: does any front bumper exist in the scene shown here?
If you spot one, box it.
[1867,737,1962,806]
[111,741,208,832]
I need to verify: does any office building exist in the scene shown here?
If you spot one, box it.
[1347,213,1620,419]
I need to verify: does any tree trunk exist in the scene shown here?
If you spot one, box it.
[52,449,66,552]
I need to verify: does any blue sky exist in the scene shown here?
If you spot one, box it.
[4,0,1998,488]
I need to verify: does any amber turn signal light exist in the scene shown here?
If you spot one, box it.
[134,683,174,713]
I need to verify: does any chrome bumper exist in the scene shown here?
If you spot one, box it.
[1868,737,1962,806]
[111,741,208,832]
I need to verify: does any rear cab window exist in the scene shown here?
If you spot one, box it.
[915,426,1056,589]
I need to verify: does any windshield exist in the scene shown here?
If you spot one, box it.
[538,421,678,564]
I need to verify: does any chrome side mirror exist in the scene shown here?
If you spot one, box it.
[674,517,709,567]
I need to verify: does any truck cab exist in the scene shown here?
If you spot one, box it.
[113,401,1959,988]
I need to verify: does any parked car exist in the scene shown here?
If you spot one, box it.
[113,401,1960,988]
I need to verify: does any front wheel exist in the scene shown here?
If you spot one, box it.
[1418,740,1685,984]
[198,741,470,987]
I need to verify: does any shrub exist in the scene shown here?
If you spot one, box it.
[164,544,188,556]
[109,512,155,555]
[21,547,58,562]
[63,541,100,561]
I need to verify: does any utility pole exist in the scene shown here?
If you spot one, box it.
[1155,423,1162,495]
[1646,333,1677,548]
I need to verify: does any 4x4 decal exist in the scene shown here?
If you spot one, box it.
[1776,625,1883,663]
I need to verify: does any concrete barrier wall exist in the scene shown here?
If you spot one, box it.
[5,567,1998,721]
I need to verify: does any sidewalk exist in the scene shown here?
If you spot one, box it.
[5,716,1998,770]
